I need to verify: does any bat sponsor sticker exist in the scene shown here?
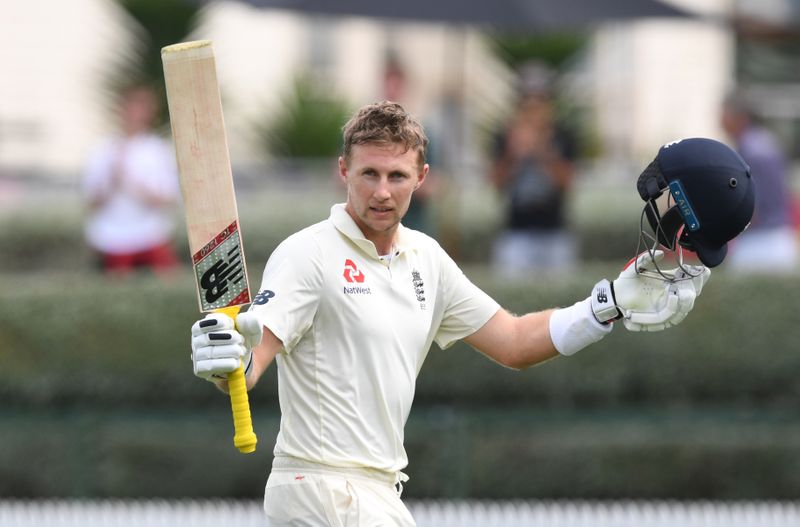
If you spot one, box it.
[192,220,250,310]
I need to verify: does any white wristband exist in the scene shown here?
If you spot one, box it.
[549,297,614,356]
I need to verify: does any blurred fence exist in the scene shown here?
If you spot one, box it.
[2,500,800,527]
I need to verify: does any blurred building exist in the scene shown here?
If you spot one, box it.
[0,0,135,178]
[1,0,798,183]
[590,0,733,168]
[197,1,514,176]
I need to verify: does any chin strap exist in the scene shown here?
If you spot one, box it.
[643,201,687,251]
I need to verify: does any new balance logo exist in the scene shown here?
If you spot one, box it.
[200,245,245,304]
[343,259,365,283]
[596,288,609,304]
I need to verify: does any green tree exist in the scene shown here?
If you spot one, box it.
[112,0,201,123]
[256,73,352,159]
[490,31,587,69]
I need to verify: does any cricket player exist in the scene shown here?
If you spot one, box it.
[190,102,751,526]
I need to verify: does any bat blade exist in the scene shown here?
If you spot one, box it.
[162,40,250,312]
[162,40,257,454]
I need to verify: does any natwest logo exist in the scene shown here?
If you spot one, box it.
[343,259,365,283]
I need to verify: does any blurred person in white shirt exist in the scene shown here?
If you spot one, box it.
[83,83,181,275]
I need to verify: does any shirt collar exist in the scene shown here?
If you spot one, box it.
[329,203,416,259]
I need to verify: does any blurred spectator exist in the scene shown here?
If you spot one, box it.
[382,52,440,236]
[720,91,798,272]
[489,62,578,277]
[83,84,181,276]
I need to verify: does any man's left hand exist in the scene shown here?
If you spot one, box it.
[591,250,710,331]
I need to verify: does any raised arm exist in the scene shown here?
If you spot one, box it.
[465,251,710,370]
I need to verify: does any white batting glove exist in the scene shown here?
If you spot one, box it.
[190,311,263,382]
[590,250,710,332]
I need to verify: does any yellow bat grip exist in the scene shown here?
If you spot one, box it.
[216,305,258,454]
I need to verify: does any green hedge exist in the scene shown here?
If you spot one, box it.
[404,406,800,500]
[0,408,278,498]
[5,406,800,500]
[2,268,800,499]
[3,269,799,410]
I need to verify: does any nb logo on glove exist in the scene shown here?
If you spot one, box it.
[596,288,609,304]
[591,250,710,331]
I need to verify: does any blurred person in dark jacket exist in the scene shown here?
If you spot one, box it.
[489,62,578,277]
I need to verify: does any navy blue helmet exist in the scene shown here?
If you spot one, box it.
[637,138,755,267]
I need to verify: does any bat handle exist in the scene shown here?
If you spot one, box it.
[216,305,258,454]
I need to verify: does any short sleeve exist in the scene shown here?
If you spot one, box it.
[249,234,323,353]
[434,247,500,350]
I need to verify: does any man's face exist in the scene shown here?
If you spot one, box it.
[339,142,428,248]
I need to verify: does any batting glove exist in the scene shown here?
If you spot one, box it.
[190,311,263,382]
[590,250,710,332]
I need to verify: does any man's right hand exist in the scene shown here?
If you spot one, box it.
[190,311,262,382]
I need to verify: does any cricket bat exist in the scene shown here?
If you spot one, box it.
[161,40,257,454]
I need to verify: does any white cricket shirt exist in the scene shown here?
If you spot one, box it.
[250,204,500,473]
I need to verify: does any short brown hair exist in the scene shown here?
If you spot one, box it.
[342,101,428,166]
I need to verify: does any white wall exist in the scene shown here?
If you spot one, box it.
[0,0,133,176]
[190,3,309,165]
[590,0,734,172]
[196,4,515,168]
[0,0,739,182]
[0,0,513,178]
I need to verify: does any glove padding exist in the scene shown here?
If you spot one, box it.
[593,250,710,332]
[190,311,263,382]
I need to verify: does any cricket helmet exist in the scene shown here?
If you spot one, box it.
[637,137,755,268]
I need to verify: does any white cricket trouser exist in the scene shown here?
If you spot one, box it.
[263,456,415,527]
